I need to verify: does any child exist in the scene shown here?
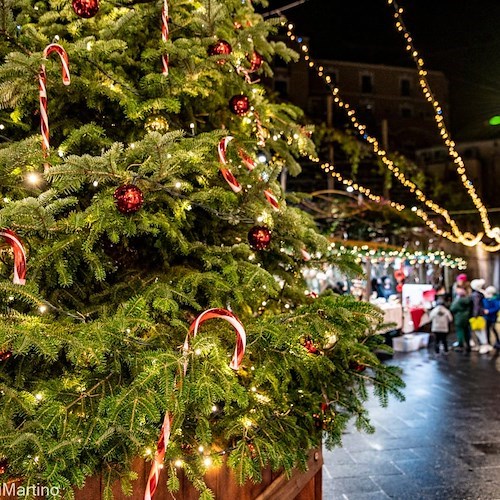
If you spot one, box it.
[429,299,453,354]
[483,286,500,348]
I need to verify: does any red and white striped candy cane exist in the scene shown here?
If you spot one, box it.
[301,248,312,261]
[0,229,27,285]
[145,308,246,500]
[144,412,172,500]
[183,308,246,375]
[263,189,279,211]
[39,44,70,157]
[218,137,280,211]
[218,136,242,193]
[253,111,266,147]
[161,0,169,75]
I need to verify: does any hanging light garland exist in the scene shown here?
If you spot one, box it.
[386,0,498,243]
[315,157,466,246]
[327,242,467,270]
[282,23,499,252]
[320,159,498,252]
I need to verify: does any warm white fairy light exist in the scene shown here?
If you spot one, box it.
[386,0,499,243]
[26,172,41,185]
[328,241,467,270]
[316,158,475,247]
[284,24,499,251]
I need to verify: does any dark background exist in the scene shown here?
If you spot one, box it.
[263,0,500,140]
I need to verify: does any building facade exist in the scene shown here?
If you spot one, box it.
[273,57,449,154]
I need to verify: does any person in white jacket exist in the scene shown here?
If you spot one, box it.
[429,301,453,354]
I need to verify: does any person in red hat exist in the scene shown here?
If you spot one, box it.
[452,273,468,300]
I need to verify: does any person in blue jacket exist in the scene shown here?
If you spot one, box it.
[482,286,500,349]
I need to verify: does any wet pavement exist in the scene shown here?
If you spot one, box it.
[323,348,500,499]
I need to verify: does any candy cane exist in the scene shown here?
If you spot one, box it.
[0,229,27,285]
[145,308,246,500]
[183,308,246,374]
[217,137,280,210]
[301,248,312,261]
[218,136,242,193]
[161,0,169,75]
[39,44,70,157]
[144,412,171,500]
[253,111,266,148]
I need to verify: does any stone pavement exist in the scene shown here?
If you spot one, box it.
[323,348,500,499]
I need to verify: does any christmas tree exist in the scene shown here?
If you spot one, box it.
[0,0,404,498]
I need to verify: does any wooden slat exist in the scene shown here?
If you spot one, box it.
[3,448,323,499]
[255,449,323,500]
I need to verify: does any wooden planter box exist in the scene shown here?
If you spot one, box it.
[78,448,323,500]
[1,448,322,500]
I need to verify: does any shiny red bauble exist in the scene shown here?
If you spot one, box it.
[208,40,233,64]
[248,51,263,72]
[229,95,250,116]
[248,226,271,250]
[304,337,319,354]
[113,185,144,214]
[350,361,367,373]
[0,351,12,362]
[72,0,99,18]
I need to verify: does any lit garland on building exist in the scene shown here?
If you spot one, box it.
[328,242,467,270]
[282,22,499,252]
[386,0,498,243]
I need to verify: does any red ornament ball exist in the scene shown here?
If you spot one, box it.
[208,40,233,64]
[248,226,271,250]
[72,0,99,18]
[0,459,7,475]
[248,51,263,72]
[350,361,367,373]
[304,337,319,354]
[113,185,144,214]
[229,95,250,116]
[0,351,12,362]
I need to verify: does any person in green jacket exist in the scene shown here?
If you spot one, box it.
[450,286,472,352]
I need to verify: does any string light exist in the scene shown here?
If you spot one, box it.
[386,0,500,243]
[26,172,42,185]
[327,242,467,270]
[316,158,471,247]
[283,22,499,251]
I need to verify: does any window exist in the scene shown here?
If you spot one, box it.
[360,99,375,114]
[400,105,413,118]
[361,74,373,93]
[308,97,327,119]
[400,78,411,97]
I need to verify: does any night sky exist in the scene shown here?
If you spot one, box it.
[263,0,500,140]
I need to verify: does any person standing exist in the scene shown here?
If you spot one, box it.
[429,300,453,354]
[450,286,472,352]
[452,273,468,299]
[470,279,491,354]
[482,286,500,349]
